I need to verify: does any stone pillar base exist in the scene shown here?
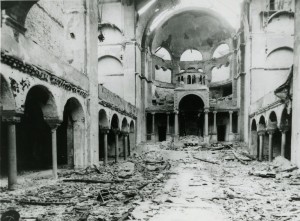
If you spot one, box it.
[174,135,179,142]
[166,134,172,141]
[151,134,156,142]
[210,134,218,143]
[228,133,235,142]
[204,136,210,143]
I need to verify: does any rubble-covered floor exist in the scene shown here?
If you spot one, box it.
[1,139,300,221]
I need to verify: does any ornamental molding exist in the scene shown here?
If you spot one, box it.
[99,99,137,120]
[1,51,89,98]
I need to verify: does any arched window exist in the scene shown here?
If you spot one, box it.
[213,44,230,58]
[192,75,196,84]
[98,56,124,98]
[181,76,184,82]
[180,49,203,61]
[187,75,191,84]
[155,47,172,60]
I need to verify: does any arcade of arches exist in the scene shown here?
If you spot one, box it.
[1,0,300,196]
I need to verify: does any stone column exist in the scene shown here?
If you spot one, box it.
[267,130,275,162]
[291,0,300,167]
[5,116,20,190]
[281,130,287,158]
[228,111,234,142]
[229,111,233,133]
[258,130,265,161]
[166,112,171,139]
[174,111,179,141]
[50,124,60,179]
[113,129,120,163]
[151,112,156,142]
[204,109,209,142]
[123,132,129,160]
[237,112,240,139]
[101,129,109,166]
[211,111,218,142]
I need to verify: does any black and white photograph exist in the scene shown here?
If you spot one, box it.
[0,0,300,220]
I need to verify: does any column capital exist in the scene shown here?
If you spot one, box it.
[112,128,120,134]
[267,129,276,135]
[229,110,234,115]
[121,131,129,136]
[166,112,171,115]
[100,128,110,134]
[174,110,179,115]
[151,112,156,115]
[204,109,209,114]
[213,111,218,115]
[2,116,21,124]
[257,130,266,136]
[47,119,62,130]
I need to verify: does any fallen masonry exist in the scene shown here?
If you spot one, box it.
[0,140,300,221]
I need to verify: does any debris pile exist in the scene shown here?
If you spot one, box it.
[0,150,172,221]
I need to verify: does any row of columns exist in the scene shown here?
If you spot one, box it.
[149,110,239,141]
[257,129,288,162]
[3,116,63,190]
[100,129,130,166]
[178,75,206,85]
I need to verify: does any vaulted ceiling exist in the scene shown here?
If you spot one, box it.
[150,10,233,57]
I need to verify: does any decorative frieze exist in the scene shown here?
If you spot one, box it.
[1,51,89,98]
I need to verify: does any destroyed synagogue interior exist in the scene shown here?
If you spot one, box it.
[1,0,300,220]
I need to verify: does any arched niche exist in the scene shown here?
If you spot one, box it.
[266,48,293,68]
[180,49,203,61]
[267,12,294,34]
[98,56,124,98]
[213,44,230,58]
[211,65,230,82]
[98,26,123,44]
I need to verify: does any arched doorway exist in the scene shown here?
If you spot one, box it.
[268,111,281,159]
[57,98,85,169]
[99,109,109,162]
[121,118,128,158]
[179,94,204,136]
[18,85,58,171]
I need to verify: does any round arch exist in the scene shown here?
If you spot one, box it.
[177,92,209,109]
[111,114,120,130]
[251,119,257,131]
[180,49,203,61]
[212,43,230,58]
[99,109,109,129]
[25,85,59,120]
[121,117,128,132]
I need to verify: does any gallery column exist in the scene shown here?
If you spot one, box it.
[211,111,218,142]
[204,109,209,142]
[5,116,20,190]
[174,111,179,141]
[49,120,62,180]
[258,130,265,161]
[267,130,275,162]
[166,112,171,140]
[281,129,287,158]
[151,112,156,142]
